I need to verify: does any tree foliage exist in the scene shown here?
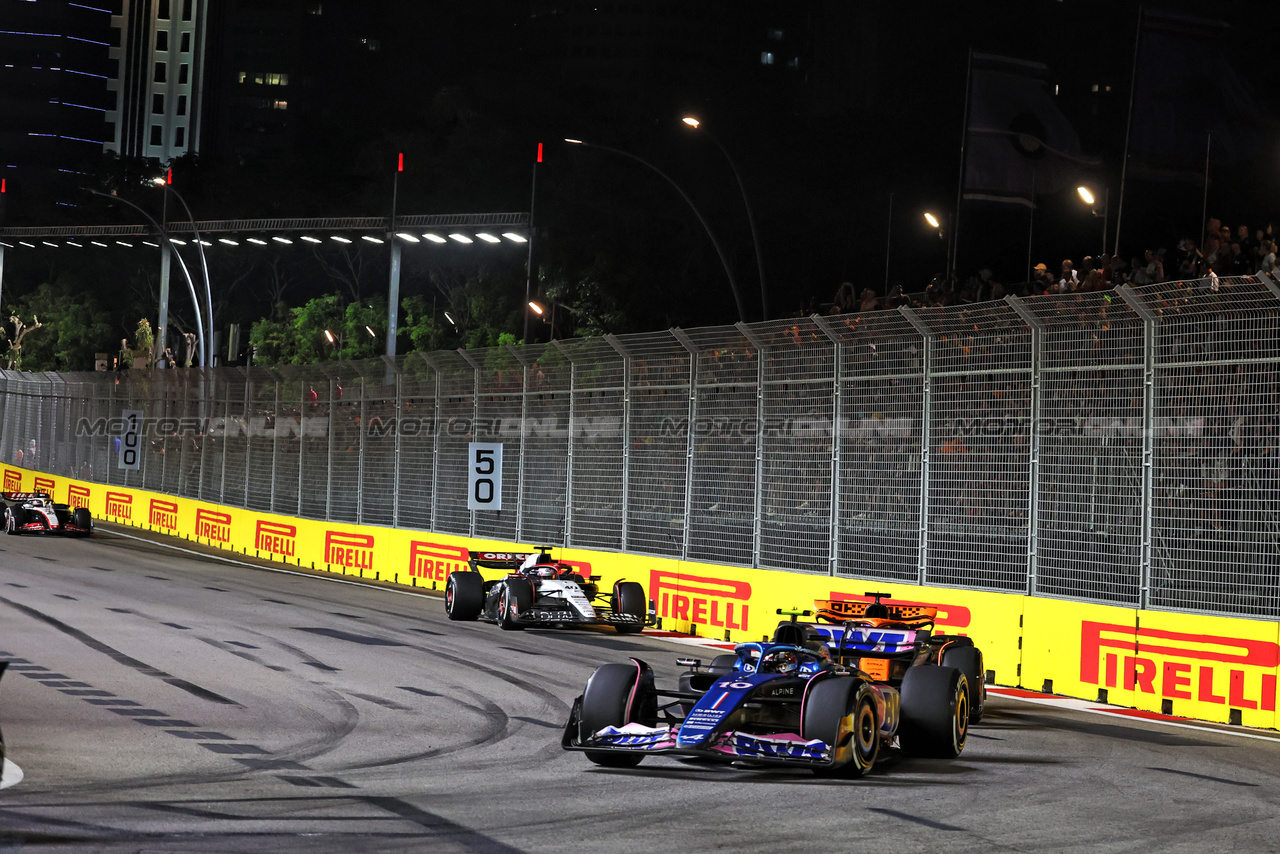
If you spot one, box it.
[5,280,113,371]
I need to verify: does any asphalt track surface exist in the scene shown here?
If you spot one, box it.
[2,526,1280,854]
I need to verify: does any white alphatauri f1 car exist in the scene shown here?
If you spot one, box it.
[445,549,652,633]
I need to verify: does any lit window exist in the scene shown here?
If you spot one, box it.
[237,71,246,83]
[264,72,288,85]
[273,100,287,110]
[760,51,774,65]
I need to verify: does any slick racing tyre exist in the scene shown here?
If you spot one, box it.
[4,507,21,535]
[898,665,969,759]
[580,662,654,768]
[941,644,985,723]
[444,571,484,621]
[612,581,646,634]
[804,677,879,778]
[499,577,534,630]
[71,508,93,537]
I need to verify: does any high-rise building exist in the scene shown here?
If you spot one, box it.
[106,0,210,161]
[0,0,114,219]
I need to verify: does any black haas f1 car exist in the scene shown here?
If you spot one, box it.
[1,492,92,537]
[563,592,984,777]
[445,549,653,633]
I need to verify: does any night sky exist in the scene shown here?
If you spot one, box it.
[357,0,1280,318]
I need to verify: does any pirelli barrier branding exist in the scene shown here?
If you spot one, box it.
[13,467,1280,733]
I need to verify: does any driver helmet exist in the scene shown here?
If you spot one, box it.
[534,566,558,579]
[771,649,800,675]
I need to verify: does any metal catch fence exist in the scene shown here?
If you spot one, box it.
[2,273,1278,619]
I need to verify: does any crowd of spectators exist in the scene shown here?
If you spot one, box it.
[822,218,1279,313]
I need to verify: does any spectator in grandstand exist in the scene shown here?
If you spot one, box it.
[1236,224,1254,259]
[1032,262,1052,293]
[1057,259,1078,292]
[831,281,856,314]
[1228,242,1253,277]
[1258,241,1276,274]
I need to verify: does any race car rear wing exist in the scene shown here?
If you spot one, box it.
[0,492,52,502]
[812,598,937,628]
[468,551,541,571]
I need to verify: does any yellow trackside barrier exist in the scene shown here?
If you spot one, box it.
[17,468,1279,732]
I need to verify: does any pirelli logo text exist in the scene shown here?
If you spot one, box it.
[149,498,178,530]
[194,508,233,543]
[68,485,90,509]
[650,570,750,631]
[105,491,133,520]
[255,521,297,558]
[326,531,375,571]
[408,541,468,582]
[1081,621,1278,712]
[3,470,21,492]
[33,477,55,494]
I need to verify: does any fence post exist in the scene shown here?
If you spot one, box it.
[605,335,631,550]
[1118,285,1159,611]
[457,348,483,539]
[552,339,575,547]
[387,358,403,529]
[735,322,766,569]
[509,344,530,543]
[1005,295,1044,596]
[812,315,844,577]
[357,374,367,525]
[671,329,698,561]
[325,375,336,522]
[900,306,933,587]
[296,375,306,517]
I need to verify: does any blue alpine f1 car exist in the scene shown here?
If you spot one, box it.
[562,592,983,777]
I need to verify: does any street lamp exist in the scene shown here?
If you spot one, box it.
[83,188,206,367]
[563,138,747,323]
[152,175,215,367]
[1077,185,1110,257]
[528,298,574,341]
[924,211,942,231]
[680,115,768,320]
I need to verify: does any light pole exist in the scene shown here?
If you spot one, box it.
[680,116,767,320]
[528,298,575,341]
[153,175,215,367]
[563,138,747,323]
[924,211,948,280]
[84,188,207,367]
[1077,185,1110,257]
